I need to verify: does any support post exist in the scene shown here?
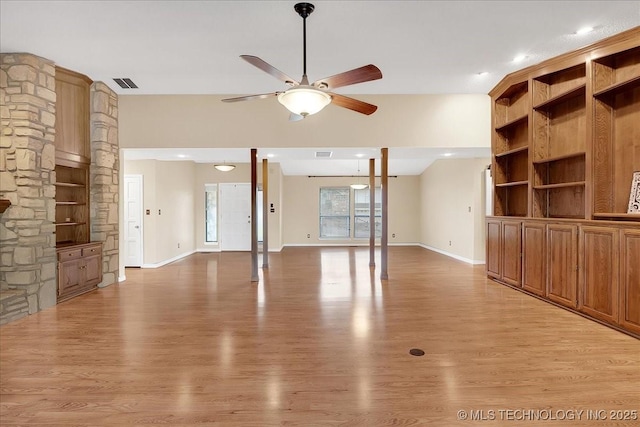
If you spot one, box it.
[369,157,376,267]
[251,148,259,282]
[262,158,269,268]
[380,148,389,280]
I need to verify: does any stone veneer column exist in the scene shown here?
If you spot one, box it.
[90,82,119,287]
[0,53,57,324]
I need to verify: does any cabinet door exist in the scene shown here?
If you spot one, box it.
[522,222,546,296]
[620,229,640,335]
[486,219,502,279]
[58,258,82,298]
[547,224,578,308]
[501,220,522,286]
[84,255,102,287]
[579,226,619,324]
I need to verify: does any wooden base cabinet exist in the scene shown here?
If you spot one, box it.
[522,222,546,296]
[620,229,640,335]
[57,242,102,302]
[547,224,578,309]
[578,226,619,325]
[486,219,521,287]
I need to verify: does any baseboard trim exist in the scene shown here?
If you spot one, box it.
[142,250,196,268]
[418,244,485,265]
[118,275,126,283]
[282,243,421,248]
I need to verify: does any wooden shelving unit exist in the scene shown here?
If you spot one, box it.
[487,27,640,338]
[592,45,640,219]
[55,165,89,246]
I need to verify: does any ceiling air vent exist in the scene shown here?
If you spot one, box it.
[113,78,138,89]
[315,151,333,158]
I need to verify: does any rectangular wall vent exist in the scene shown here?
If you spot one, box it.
[113,78,138,89]
[315,151,333,158]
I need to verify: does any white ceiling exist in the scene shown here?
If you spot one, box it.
[1,1,638,175]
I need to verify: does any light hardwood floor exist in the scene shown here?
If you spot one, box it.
[1,247,639,426]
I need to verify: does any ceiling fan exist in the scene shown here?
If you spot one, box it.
[222,2,382,121]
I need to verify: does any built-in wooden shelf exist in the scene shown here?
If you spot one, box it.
[55,222,87,227]
[56,201,86,206]
[593,213,640,221]
[495,114,528,132]
[0,199,10,214]
[533,84,586,110]
[499,81,528,99]
[533,152,585,164]
[495,145,529,158]
[593,76,640,98]
[534,181,586,190]
[55,182,84,188]
[495,180,529,188]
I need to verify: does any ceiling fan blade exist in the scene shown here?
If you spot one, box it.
[313,64,382,90]
[241,55,300,85]
[330,93,378,115]
[289,113,305,122]
[221,93,279,103]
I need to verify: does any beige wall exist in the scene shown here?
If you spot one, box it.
[282,175,420,245]
[119,94,490,149]
[419,158,490,263]
[123,160,196,266]
[193,162,283,251]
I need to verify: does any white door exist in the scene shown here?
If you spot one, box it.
[220,183,252,251]
[124,175,143,266]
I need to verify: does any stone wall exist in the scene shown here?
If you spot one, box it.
[0,54,120,325]
[90,82,119,287]
[0,53,58,324]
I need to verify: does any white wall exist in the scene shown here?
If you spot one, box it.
[119,94,490,149]
[419,158,490,263]
[282,175,420,245]
[123,160,196,266]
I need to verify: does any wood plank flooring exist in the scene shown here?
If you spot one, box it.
[1,247,639,426]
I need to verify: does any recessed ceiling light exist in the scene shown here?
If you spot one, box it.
[177,154,188,158]
[575,26,594,35]
[443,152,454,157]
[266,153,275,158]
[355,153,365,158]
[477,71,489,76]
[513,54,528,63]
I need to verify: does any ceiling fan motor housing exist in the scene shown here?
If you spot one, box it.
[294,3,315,19]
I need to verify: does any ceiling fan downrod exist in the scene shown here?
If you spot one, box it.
[294,2,314,83]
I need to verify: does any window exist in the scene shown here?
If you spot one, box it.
[319,187,350,238]
[205,184,217,242]
[354,187,382,238]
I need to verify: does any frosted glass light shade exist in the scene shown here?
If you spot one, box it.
[350,183,368,190]
[214,164,236,172]
[277,86,331,116]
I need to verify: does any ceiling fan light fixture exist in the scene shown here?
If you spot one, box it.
[277,86,331,116]
[214,163,236,172]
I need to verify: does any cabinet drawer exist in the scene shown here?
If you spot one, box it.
[58,248,82,261]
[82,246,102,257]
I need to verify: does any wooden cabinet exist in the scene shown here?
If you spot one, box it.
[485,219,521,286]
[522,221,546,296]
[55,67,92,166]
[54,67,99,303]
[486,28,640,337]
[547,224,578,309]
[578,226,619,324]
[57,242,102,302]
[619,229,640,335]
